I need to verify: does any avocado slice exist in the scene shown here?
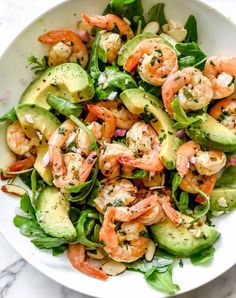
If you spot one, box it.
[0,122,16,169]
[15,104,60,140]
[151,215,220,257]
[34,145,53,185]
[210,188,236,212]
[120,89,181,169]
[216,166,236,187]
[20,63,95,109]
[36,187,76,240]
[118,32,157,66]
[186,114,236,152]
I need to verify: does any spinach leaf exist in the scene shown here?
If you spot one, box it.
[147,3,167,27]
[184,15,198,43]
[190,246,215,265]
[46,93,83,117]
[176,42,206,70]
[105,0,144,30]
[27,54,49,75]
[179,191,189,213]
[0,107,17,122]
[127,250,179,295]
[171,97,207,129]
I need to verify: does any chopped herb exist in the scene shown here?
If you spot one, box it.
[140,105,154,124]
[58,127,66,135]
[139,230,150,238]
[27,54,49,75]
[179,259,184,268]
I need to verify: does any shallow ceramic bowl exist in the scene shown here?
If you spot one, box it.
[0,0,236,297]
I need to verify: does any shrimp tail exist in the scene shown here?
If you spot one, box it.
[78,151,97,183]
[68,244,108,280]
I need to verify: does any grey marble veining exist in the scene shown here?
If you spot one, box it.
[0,0,236,297]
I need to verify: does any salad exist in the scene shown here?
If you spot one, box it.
[1,0,236,295]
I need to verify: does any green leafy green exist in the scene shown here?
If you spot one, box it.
[190,247,215,265]
[46,93,83,117]
[104,0,144,30]
[13,194,67,255]
[192,189,210,223]
[75,209,100,248]
[147,3,167,27]
[127,250,179,295]
[179,191,189,213]
[0,107,17,122]
[27,54,49,75]
[88,32,102,82]
[31,169,37,206]
[138,81,162,97]
[171,172,182,208]
[171,97,207,129]
[122,169,147,179]
[176,42,206,70]
[95,66,137,100]
[184,15,198,43]
[88,180,102,207]
[216,165,236,187]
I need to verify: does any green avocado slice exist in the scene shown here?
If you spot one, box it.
[210,187,236,212]
[20,63,95,109]
[151,215,220,257]
[186,114,236,152]
[120,88,181,169]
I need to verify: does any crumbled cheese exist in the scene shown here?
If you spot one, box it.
[212,211,224,217]
[189,228,202,238]
[25,114,34,124]
[218,197,228,208]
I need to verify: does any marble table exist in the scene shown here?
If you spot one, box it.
[0,0,236,297]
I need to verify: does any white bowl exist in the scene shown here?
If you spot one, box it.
[0,0,236,297]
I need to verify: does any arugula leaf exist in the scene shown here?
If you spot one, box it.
[75,209,100,248]
[0,107,17,122]
[190,247,215,265]
[145,267,180,295]
[52,244,68,256]
[179,191,189,213]
[88,32,102,82]
[105,0,144,30]
[184,15,198,43]
[46,93,83,117]
[122,169,147,179]
[31,237,66,249]
[138,81,162,97]
[27,54,49,75]
[31,169,37,206]
[88,180,102,207]
[127,250,179,295]
[192,189,210,223]
[147,3,167,27]
[20,193,35,218]
[171,172,182,208]
[176,42,206,70]
[171,97,207,129]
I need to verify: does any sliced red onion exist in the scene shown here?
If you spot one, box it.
[43,151,50,168]
[114,129,127,137]
[78,30,91,42]
[226,155,236,167]
[175,129,185,138]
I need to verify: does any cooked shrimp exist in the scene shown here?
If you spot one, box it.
[179,166,217,203]
[87,105,117,142]
[99,31,122,64]
[124,39,178,86]
[89,100,139,130]
[136,201,166,225]
[162,67,213,116]
[81,14,134,40]
[6,121,39,155]
[176,140,226,177]
[6,153,36,174]
[53,151,97,189]
[75,122,102,156]
[99,143,134,178]
[203,56,236,99]
[68,244,108,280]
[99,208,149,263]
[126,121,159,154]
[38,30,88,68]
[209,96,236,133]
[118,149,164,172]
[95,179,137,213]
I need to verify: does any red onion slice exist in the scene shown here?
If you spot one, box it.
[175,129,185,137]
[78,30,91,42]
[114,129,127,137]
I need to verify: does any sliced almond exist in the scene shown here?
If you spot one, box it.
[143,21,160,34]
[102,260,126,276]
[1,184,27,197]
[145,239,156,261]
[87,249,105,260]
[168,28,187,42]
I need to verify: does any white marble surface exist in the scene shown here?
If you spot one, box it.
[0,0,236,297]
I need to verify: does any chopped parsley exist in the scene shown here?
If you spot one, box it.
[140,105,154,124]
